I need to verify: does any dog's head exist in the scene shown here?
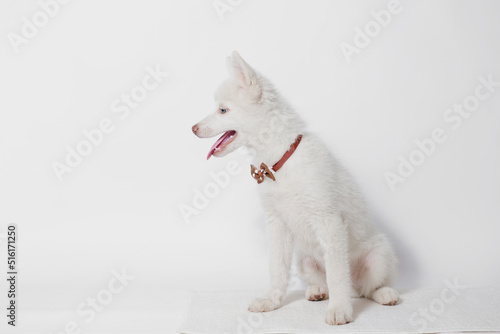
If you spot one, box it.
[192,51,266,160]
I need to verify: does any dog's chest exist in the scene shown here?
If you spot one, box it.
[258,179,301,218]
[258,179,321,252]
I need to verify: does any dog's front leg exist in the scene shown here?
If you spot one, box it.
[319,216,353,325]
[248,216,293,312]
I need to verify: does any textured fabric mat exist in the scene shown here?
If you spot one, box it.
[178,287,500,333]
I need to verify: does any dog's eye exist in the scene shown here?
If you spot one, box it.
[220,108,228,114]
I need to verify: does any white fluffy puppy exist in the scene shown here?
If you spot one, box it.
[192,51,399,325]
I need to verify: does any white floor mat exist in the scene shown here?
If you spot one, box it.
[178,288,500,333]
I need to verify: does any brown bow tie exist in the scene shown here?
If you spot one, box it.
[250,163,276,184]
[249,134,303,184]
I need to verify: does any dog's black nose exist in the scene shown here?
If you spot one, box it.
[192,124,199,134]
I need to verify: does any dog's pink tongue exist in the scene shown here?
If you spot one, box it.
[207,131,231,160]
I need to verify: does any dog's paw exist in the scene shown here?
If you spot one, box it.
[325,302,353,325]
[306,285,328,301]
[248,298,281,312]
[371,287,399,306]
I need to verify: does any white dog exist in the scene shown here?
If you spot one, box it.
[192,51,399,325]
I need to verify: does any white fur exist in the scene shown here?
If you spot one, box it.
[193,51,399,325]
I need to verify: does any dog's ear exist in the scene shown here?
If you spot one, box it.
[228,51,262,101]
[229,51,253,86]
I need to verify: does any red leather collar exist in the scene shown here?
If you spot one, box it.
[250,134,302,184]
[272,134,303,172]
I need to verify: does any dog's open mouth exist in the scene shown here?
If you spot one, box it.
[207,130,237,160]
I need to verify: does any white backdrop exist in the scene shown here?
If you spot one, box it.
[1,0,499,333]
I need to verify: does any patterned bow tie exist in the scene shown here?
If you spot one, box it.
[250,163,276,184]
